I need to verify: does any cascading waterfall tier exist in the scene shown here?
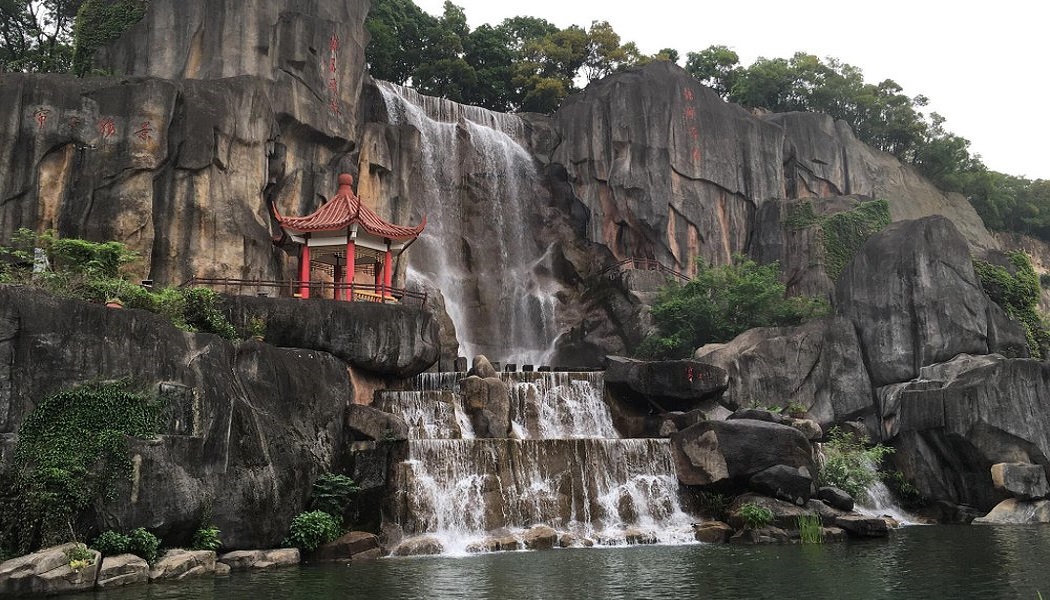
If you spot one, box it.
[380,371,696,555]
[375,81,561,365]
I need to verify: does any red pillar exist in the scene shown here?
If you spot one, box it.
[345,239,356,301]
[383,244,393,299]
[298,240,311,299]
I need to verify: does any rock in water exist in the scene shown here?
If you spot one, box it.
[990,463,1050,500]
[973,499,1050,524]
[0,544,101,596]
[97,554,150,589]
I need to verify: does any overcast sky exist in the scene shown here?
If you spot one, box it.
[414,0,1048,180]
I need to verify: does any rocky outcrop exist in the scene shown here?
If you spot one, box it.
[217,549,300,571]
[836,216,1029,388]
[149,550,217,581]
[96,554,149,589]
[346,404,409,442]
[0,286,353,549]
[605,356,728,412]
[693,521,733,543]
[223,295,441,377]
[670,419,814,491]
[726,494,815,530]
[695,317,873,428]
[749,464,813,505]
[310,532,383,563]
[0,544,100,596]
[887,354,1050,510]
[391,536,443,557]
[973,499,1050,524]
[991,463,1050,500]
[522,526,558,550]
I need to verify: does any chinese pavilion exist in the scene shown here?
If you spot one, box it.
[273,173,426,301]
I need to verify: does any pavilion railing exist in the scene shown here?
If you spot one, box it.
[181,277,428,306]
[595,258,691,284]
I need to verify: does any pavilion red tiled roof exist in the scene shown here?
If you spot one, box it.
[273,173,426,241]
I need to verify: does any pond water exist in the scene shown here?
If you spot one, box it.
[64,525,1050,600]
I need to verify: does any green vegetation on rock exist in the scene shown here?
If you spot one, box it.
[738,502,774,530]
[71,0,148,75]
[310,474,361,524]
[283,510,342,552]
[1,229,238,340]
[637,255,828,359]
[796,514,824,544]
[191,526,222,552]
[0,380,162,555]
[973,252,1050,358]
[818,427,893,501]
[786,199,892,281]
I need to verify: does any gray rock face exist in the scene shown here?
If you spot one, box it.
[605,356,728,412]
[765,112,996,251]
[836,216,1029,387]
[97,554,149,589]
[346,404,409,442]
[0,544,100,596]
[749,464,814,505]
[991,463,1050,500]
[0,287,353,549]
[552,61,783,274]
[816,487,855,512]
[696,317,873,428]
[223,296,440,377]
[670,419,815,490]
[888,354,1050,510]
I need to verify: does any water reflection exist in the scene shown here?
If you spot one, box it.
[61,526,1050,600]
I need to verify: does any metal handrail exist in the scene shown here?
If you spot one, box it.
[181,277,428,305]
[595,258,691,283]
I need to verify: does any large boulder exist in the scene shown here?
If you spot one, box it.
[991,463,1050,500]
[973,499,1050,524]
[835,216,1028,388]
[695,317,873,428]
[605,356,728,412]
[887,354,1050,510]
[217,549,300,571]
[309,532,383,563]
[670,419,815,491]
[223,295,440,377]
[96,554,149,589]
[749,464,814,505]
[346,404,409,442]
[0,287,353,549]
[726,494,816,530]
[149,550,217,581]
[0,544,100,596]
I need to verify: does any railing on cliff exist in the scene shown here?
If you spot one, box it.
[181,277,428,306]
[595,258,691,284]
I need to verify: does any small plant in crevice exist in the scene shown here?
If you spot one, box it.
[818,427,894,501]
[65,543,95,571]
[695,491,730,521]
[738,502,774,530]
[797,515,824,544]
[283,511,342,552]
[881,470,924,508]
[310,474,360,524]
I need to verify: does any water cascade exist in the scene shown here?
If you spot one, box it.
[379,371,696,554]
[376,82,561,365]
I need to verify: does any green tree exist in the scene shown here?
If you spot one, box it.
[0,0,84,72]
[365,0,437,84]
[462,24,515,110]
[637,256,828,359]
[685,45,740,98]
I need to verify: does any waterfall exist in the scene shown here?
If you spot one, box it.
[379,371,696,555]
[375,81,560,365]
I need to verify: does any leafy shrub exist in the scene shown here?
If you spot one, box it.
[796,515,824,544]
[283,511,342,552]
[973,252,1050,358]
[818,427,894,500]
[738,502,774,530]
[0,380,161,554]
[92,530,130,556]
[127,528,160,564]
[882,470,924,507]
[65,543,95,571]
[310,474,360,520]
[191,526,222,552]
[637,255,828,359]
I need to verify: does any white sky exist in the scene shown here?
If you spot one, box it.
[414,0,1048,180]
